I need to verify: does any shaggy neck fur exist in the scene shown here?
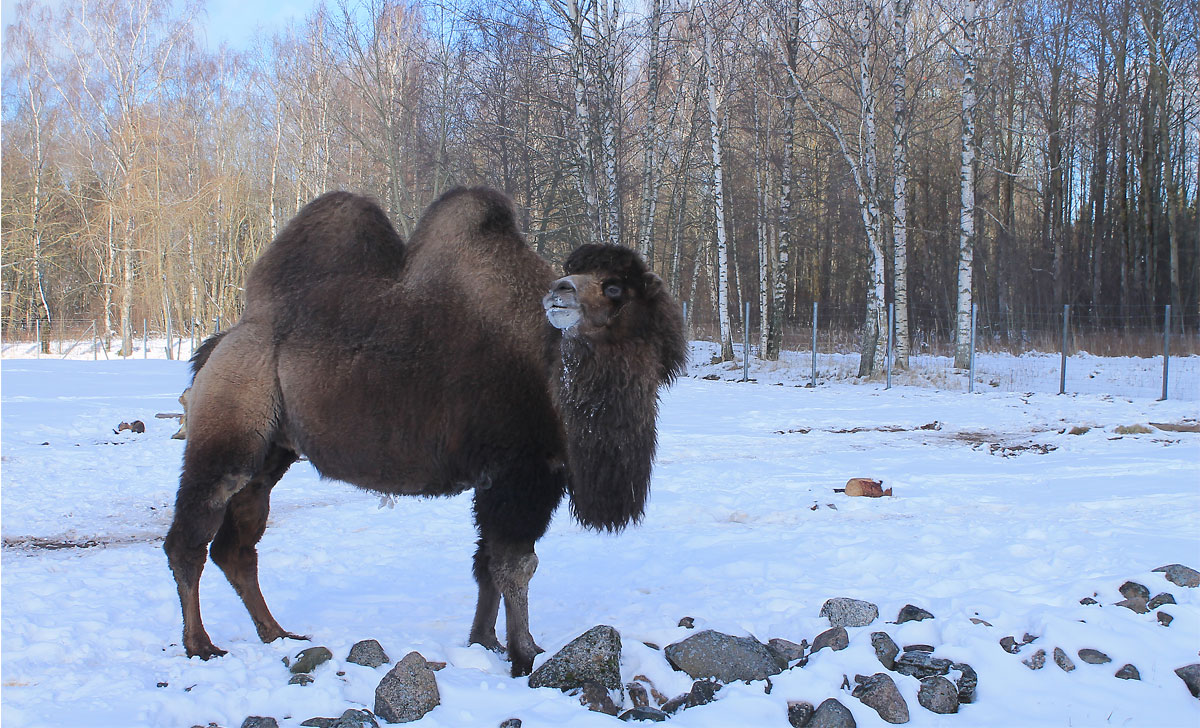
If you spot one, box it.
[557,335,664,532]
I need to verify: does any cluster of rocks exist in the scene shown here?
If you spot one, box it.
[207,564,1200,727]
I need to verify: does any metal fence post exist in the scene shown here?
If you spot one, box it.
[143,318,148,359]
[968,303,977,394]
[811,301,819,388]
[35,320,41,358]
[166,315,173,360]
[93,321,98,361]
[742,301,751,382]
[886,303,894,390]
[1161,304,1171,401]
[1059,304,1069,395]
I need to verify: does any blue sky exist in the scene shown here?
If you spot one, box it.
[1,0,320,52]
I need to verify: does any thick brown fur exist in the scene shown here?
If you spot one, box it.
[163,188,686,677]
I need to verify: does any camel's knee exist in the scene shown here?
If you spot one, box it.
[490,548,538,593]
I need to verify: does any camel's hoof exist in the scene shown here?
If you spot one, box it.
[470,636,505,654]
[186,642,228,660]
[510,656,534,678]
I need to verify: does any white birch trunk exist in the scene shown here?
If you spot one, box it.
[702,21,734,361]
[954,0,978,369]
[891,0,911,368]
[637,0,663,261]
[858,2,887,377]
[599,0,621,247]
[569,0,600,244]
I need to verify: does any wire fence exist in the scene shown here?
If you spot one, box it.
[3,305,1198,401]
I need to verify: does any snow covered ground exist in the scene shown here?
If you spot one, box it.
[2,348,1199,727]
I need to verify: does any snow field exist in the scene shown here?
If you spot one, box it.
[1,355,1198,727]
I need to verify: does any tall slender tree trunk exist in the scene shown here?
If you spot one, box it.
[568,0,600,245]
[767,0,799,362]
[702,20,734,361]
[954,0,978,369]
[637,0,663,262]
[857,1,887,378]
[891,0,911,367]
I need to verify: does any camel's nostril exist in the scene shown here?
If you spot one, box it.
[554,278,577,295]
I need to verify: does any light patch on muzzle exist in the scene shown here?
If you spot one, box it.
[543,276,585,331]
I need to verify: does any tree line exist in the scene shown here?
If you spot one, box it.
[2,0,1196,368]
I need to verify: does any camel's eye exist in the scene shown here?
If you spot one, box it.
[603,283,623,300]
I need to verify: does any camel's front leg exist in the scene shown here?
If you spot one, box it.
[468,539,503,653]
[489,540,541,677]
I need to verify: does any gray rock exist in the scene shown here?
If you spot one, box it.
[768,638,806,667]
[1154,564,1200,588]
[529,625,622,691]
[1158,611,1174,627]
[1080,597,1099,605]
[787,701,815,727]
[811,627,849,654]
[1119,581,1150,600]
[871,632,899,670]
[903,644,934,653]
[951,662,977,704]
[579,682,620,715]
[678,616,695,629]
[290,647,334,675]
[1175,664,1200,698]
[896,605,933,623]
[893,651,952,680]
[917,676,959,714]
[1115,597,1149,614]
[969,617,992,626]
[374,651,440,723]
[288,674,314,686]
[1053,647,1075,672]
[820,598,879,628]
[298,710,380,728]
[809,698,857,728]
[661,680,721,714]
[999,636,1020,654]
[627,681,649,708]
[1148,592,1176,609]
[499,720,522,728]
[1115,664,1141,680]
[1078,649,1111,665]
[852,673,910,724]
[1022,649,1046,670]
[241,720,278,728]
[347,640,390,669]
[619,707,668,722]
[664,629,782,683]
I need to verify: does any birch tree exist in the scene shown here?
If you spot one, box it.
[699,6,735,361]
[891,0,912,367]
[954,0,978,369]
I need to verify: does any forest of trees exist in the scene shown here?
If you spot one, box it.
[2,0,1197,368]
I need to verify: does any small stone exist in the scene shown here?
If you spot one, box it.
[1119,581,1150,600]
[289,647,333,674]
[820,598,879,628]
[1114,424,1153,434]
[896,605,933,623]
[678,616,695,629]
[1022,633,1039,645]
[969,617,992,626]
[871,632,899,670]
[1068,426,1090,435]
[767,638,807,667]
[1000,636,1020,654]
[241,720,278,728]
[852,673,909,724]
[1154,564,1200,588]
[499,720,522,728]
[951,662,978,704]
[903,644,934,653]
[1022,649,1046,670]
[1053,647,1075,672]
[664,630,782,682]
[1078,649,1111,664]
[811,627,849,654]
[1115,664,1141,680]
[627,681,649,708]
[1158,611,1174,626]
[894,651,952,679]
[1148,592,1176,609]
[529,625,623,691]
[1175,664,1200,698]
[618,706,668,722]
[1115,597,1149,614]
[661,680,721,714]
[289,674,314,686]
[632,675,668,705]
[580,682,620,715]
[347,639,390,668]
[329,710,380,728]
[809,698,857,728]
[1080,597,1099,605]
[300,719,334,728]
[374,651,440,723]
[787,701,815,727]
[917,676,959,714]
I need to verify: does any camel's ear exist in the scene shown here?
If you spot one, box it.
[643,272,664,298]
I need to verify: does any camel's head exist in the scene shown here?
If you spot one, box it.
[544,244,670,342]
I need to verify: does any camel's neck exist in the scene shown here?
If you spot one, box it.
[556,336,661,532]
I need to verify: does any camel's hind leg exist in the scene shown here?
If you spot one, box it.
[209,445,299,644]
